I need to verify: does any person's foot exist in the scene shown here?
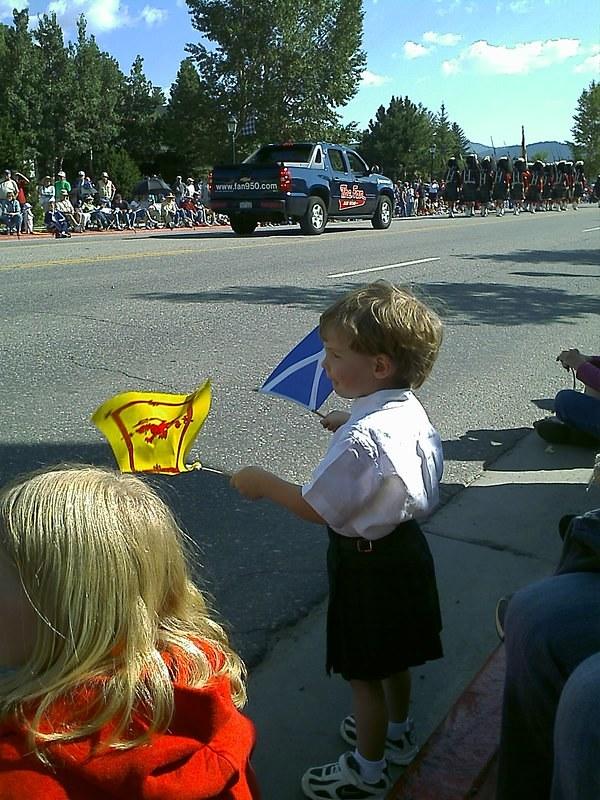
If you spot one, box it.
[301,752,390,800]
[534,417,600,447]
[340,715,418,765]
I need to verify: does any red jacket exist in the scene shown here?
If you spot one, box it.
[0,675,260,799]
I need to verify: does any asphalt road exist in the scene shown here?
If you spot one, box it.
[1,208,598,664]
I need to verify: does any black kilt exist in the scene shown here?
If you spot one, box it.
[510,182,524,201]
[326,521,443,681]
[462,182,477,203]
[492,183,508,201]
[444,183,459,202]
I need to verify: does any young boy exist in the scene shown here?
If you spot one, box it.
[232,281,444,799]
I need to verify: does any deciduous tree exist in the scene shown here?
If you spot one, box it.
[185,0,365,155]
[571,80,600,177]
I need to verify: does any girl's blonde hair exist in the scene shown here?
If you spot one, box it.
[320,280,443,389]
[0,465,246,760]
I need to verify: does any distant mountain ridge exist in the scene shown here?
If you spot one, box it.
[467,140,573,160]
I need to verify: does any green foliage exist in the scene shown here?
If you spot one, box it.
[359,96,435,180]
[162,58,214,175]
[67,16,124,168]
[120,55,166,172]
[100,148,142,198]
[33,13,74,173]
[571,81,600,177]
[359,99,472,181]
[185,0,365,149]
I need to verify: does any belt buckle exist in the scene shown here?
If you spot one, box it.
[356,538,373,553]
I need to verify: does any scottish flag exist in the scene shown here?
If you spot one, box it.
[259,327,333,412]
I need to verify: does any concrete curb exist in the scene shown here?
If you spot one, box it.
[246,432,599,798]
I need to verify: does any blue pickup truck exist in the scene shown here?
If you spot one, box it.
[208,141,395,236]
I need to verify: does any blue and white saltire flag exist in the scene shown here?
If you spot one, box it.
[259,326,333,412]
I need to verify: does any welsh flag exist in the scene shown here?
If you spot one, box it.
[92,380,211,474]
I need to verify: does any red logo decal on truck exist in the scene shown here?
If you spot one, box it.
[339,184,366,210]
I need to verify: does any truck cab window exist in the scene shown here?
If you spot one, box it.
[346,151,368,177]
[328,150,346,172]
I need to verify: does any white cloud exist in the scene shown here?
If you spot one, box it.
[140,5,167,25]
[361,69,390,87]
[0,0,27,20]
[423,31,461,46]
[443,37,580,75]
[404,41,430,59]
[85,0,129,31]
[48,0,68,14]
[574,52,600,73]
[442,59,460,75]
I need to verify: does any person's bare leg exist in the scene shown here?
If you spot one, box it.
[350,678,387,760]
[383,669,411,722]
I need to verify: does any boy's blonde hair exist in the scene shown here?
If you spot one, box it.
[0,465,245,759]
[319,280,443,388]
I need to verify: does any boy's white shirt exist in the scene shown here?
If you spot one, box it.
[302,389,443,540]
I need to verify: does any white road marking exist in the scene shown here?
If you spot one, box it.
[582,226,600,232]
[328,256,440,278]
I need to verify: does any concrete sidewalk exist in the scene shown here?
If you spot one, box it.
[246,432,600,798]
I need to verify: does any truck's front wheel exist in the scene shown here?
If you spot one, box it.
[371,196,393,229]
[229,215,257,236]
[300,196,327,235]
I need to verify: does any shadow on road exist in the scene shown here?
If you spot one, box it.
[131,278,600,327]
[460,248,599,268]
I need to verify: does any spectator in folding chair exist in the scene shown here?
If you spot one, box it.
[98,196,119,229]
[128,198,152,229]
[145,194,162,227]
[180,195,199,226]
[112,194,133,229]
[161,193,183,228]
[56,189,84,232]
[87,195,113,230]
[44,200,71,238]
[0,190,23,237]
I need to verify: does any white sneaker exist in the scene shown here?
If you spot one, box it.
[301,751,390,799]
[340,714,419,766]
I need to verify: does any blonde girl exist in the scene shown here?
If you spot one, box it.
[0,465,259,799]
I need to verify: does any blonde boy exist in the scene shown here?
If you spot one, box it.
[232,281,444,799]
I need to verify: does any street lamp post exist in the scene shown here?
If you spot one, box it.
[227,116,237,163]
[429,144,436,183]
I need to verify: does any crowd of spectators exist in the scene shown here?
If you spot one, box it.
[1,168,228,239]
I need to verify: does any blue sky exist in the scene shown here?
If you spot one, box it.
[8,0,599,145]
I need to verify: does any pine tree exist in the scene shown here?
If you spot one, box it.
[33,13,74,174]
[162,58,213,174]
[67,16,124,178]
[120,56,166,172]
[0,10,41,170]
[359,96,435,180]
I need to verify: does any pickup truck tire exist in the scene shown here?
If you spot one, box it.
[371,196,393,229]
[229,215,258,236]
[299,196,327,235]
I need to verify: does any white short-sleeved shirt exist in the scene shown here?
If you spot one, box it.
[302,389,443,540]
